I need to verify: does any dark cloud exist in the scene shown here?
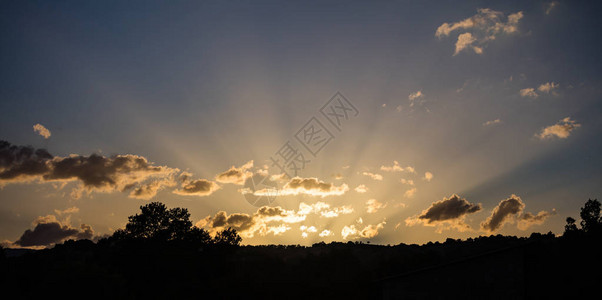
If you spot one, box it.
[215,161,253,185]
[14,215,95,247]
[202,206,306,238]
[1,140,179,199]
[418,194,481,223]
[173,179,220,196]
[0,140,52,183]
[517,209,556,230]
[405,194,481,232]
[480,194,525,232]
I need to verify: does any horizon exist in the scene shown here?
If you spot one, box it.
[2,0,602,249]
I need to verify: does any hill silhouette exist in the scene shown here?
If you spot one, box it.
[1,200,600,299]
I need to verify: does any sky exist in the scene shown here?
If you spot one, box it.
[1,0,602,248]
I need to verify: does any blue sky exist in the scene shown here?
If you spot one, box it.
[1,0,602,247]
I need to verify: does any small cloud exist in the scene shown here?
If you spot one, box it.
[454,32,479,55]
[404,187,417,198]
[408,91,424,101]
[341,221,386,240]
[261,177,349,198]
[536,117,581,140]
[319,229,334,237]
[483,119,502,126]
[424,172,434,182]
[355,184,368,193]
[537,82,559,94]
[480,194,525,233]
[215,160,253,185]
[54,206,79,216]
[436,8,523,55]
[380,160,414,173]
[400,178,415,186]
[366,199,387,214]
[520,88,538,98]
[33,123,51,139]
[545,1,559,15]
[362,172,383,181]
[406,194,481,233]
[173,179,220,197]
[518,209,556,230]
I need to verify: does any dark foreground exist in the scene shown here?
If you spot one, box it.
[1,233,600,299]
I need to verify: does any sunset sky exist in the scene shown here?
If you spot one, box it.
[2,0,602,248]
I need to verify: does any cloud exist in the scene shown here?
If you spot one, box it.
[537,82,559,94]
[54,206,79,216]
[33,123,51,139]
[545,1,559,15]
[455,32,479,55]
[424,171,434,182]
[201,201,354,238]
[483,119,502,126]
[297,201,353,218]
[517,209,556,230]
[436,8,523,55]
[362,172,383,181]
[406,194,481,232]
[319,229,334,237]
[14,215,94,247]
[173,178,220,197]
[0,140,234,200]
[130,178,176,200]
[408,91,424,101]
[380,161,415,173]
[355,184,368,193]
[215,160,253,185]
[256,177,348,197]
[400,178,414,186]
[341,221,386,240]
[366,199,386,214]
[202,205,307,238]
[300,225,318,238]
[404,187,417,198]
[0,140,183,200]
[536,117,581,140]
[520,88,538,98]
[480,194,525,233]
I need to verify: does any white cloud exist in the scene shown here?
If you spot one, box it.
[537,82,559,94]
[400,178,414,186]
[436,8,523,55]
[362,172,383,181]
[408,91,424,101]
[454,32,478,55]
[536,117,581,140]
[355,184,368,193]
[366,199,386,214]
[319,229,334,237]
[520,88,538,98]
[380,161,415,173]
[33,123,51,139]
[341,221,386,240]
[404,187,417,198]
[424,172,434,182]
[483,119,502,126]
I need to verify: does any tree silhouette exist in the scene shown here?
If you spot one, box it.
[564,217,578,235]
[114,202,202,242]
[213,227,242,246]
[579,199,601,233]
[564,199,602,236]
[111,202,241,246]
